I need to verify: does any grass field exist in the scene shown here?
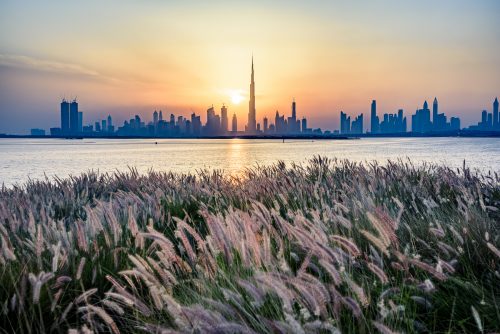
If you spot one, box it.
[0,157,499,333]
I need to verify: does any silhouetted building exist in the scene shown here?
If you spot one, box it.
[370,100,379,134]
[221,105,228,133]
[205,105,221,135]
[340,111,351,134]
[69,99,79,134]
[263,117,268,133]
[380,109,407,133]
[412,101,432,133]
[301,117,308,133]
[494,98,499,129]
[275,111,286,134]
[191,113,201,135]
[432,97,438,129]
[351,114,363,134]
[153,111,159,126]
[232,113,237,132]
[107,115,113,132]
[60,99,70,133]
[450,117,460,131]
[287,99,300,133]
[247,57,257,133]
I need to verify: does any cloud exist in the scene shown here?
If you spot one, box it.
[0,54,100,77]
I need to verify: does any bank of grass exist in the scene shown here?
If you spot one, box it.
[0,157,499,333]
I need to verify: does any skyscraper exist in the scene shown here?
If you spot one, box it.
[60,99,70,133]
[351,114,363,134]
[221,104,228,133]
[370,100,379,134]
[247,57,257,134]
[412,101,432,133]
[432,97,438,129]
[153,111,158,125]
[287,98,300,133]
[340,111,351,134]
[493,97,499,129]
[232,113,237,132]
[301,117,307,133]
[107,115,113,132]
[69,99,79,134]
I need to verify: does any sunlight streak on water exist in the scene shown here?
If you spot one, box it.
[1,137,499,187]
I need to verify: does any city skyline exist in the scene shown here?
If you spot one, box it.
[8,57,500,137]
[1,1,500,134]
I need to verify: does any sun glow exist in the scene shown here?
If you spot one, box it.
[230,90,244,105]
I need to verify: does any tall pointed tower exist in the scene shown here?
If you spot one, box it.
[247,56,257,133]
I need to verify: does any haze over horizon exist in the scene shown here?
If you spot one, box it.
[1,0,499,134]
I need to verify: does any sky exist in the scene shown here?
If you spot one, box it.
[1,0,499,134]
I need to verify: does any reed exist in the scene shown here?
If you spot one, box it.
[0,157,498,333]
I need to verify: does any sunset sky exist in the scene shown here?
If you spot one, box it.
[1,0,499,134]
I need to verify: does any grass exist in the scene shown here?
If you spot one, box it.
[0,157,499,333]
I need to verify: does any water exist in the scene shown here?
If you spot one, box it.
[1,137,499,187]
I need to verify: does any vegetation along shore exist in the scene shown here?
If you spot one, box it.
[0,157,499,333]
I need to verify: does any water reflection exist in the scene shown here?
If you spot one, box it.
[0,137,499,187]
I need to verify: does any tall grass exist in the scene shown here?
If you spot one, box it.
[0,157,499,333]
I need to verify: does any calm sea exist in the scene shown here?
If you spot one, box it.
[1,137,499,187]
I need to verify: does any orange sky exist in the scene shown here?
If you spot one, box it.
[1,0,499,133]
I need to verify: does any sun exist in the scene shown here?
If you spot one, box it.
[230,91,244,105]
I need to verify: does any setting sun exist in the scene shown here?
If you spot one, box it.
[230,90,244,105]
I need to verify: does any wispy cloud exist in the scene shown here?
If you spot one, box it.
[0,54,100,77]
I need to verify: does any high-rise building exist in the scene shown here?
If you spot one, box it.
[287,98,300,133]
[275,111,286,134]
[191,113,201,135]
[432,97,438,129]
[481,110,488,124]
[206,106,221,135]
[487,113,493,128]
[221,105,228,133]
[107,115,113,132]
[340,111,351,134]
[153,111,159,125]
[370,100,379,134]
[450,117,461,131]
[60,99,70,133]
[380,109,407,133]
[351,114,363,134]
[412,101,432,133]
[247,57,257,134]
[263,117,268,133]
[493,97,499,129]
[159,110,163,121]
[69,99,79,134]
[232,113,237,132]
[301,117,307,133]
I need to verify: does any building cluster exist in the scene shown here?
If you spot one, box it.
[265,100,315,135]
[340,111,363,135]
[49,99,83,136]
[467,98,500,132]
[38,57,498,137]
[338,97,464,135]
[410,98,460,133]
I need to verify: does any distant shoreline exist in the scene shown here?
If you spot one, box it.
[1,130,500,139]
